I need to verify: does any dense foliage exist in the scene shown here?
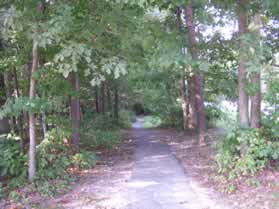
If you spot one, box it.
[216,129,279,178]
[0,0,278,201]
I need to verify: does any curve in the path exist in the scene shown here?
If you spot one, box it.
[54,118,229,209]
[123,118,225,209]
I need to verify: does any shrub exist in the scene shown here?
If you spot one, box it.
[119,109,136,128]
[36,129,72,179]
[86,110,135,130]
[0,135,27,177]
[0,127,97,198]
[158,105,183,128]
[80,112,122,149]
[37,128,97,179]
[216,128,279,179]
[71,151,96,169]
[263,108,279,138]
[92,113,116,130]
[35,128,96,197]
[81,129,120,149]
[143,115,162,128]
[35,178,72,197]
[205,104,224,127]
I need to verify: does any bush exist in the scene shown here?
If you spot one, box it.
[36,129,72,179]
[86,110,135,130]
[72,151,96,169]
[34,178,73,197]
[143,115,162,128]
[0,127,97,198]
[119,109,136,128]
[263,108,279,138]
[205,104,224,127]
[37,128,97,179]
[81,129,120,149]
[34,128,96,197]
[216,128,279,179]
[80,111,124,149]
[158,105,183,128]
[0,135,27,177]
[91,113,116,130]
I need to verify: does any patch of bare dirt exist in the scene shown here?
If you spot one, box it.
[165,128,279,209]
[1,129,136,209]
[44,130,136,209]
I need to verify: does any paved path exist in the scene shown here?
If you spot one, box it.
[123,118,226,209]
[51,118,228,209]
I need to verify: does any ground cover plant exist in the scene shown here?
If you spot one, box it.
[0,0,278,208]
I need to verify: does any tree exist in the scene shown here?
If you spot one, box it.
[185,3,206,145]
[237,0,249,128]
[113,80,119,121]
[69,72,81,152]
[28,38,38,182]
[176,6,189,130]
[250,15,262,128]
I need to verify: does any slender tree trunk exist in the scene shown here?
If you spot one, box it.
[28,39,38,182]
[177,6,197,130]
[187,76,197,129]
[0,74,5,105]
[41,112,47,138]
[114,81,119,121]
[176,6,182,28]
[28,2,46,180]
[3,72,16,134]
[23,63,31,140]
[16,115,25,153]
[185,3,206,145]
[95,87,100,114]
[195,73,206,144]
[180,77,188,130]
[39,52,48,138]
[250,73,261,128]
[237,0,249,128]
[13,68,25,152]
[69,72,81,152]
[176,7,188,130]
[100,82,105,113]
[250,15,262,129]
[107,82,112,114]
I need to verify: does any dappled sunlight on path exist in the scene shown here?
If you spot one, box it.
[50,117,230,209]
[120,118,229,209]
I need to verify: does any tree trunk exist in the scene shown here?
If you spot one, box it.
[114,81,119,121]
[180,77,188,130]
[28,40,38,182]
[100,82,105,113]
[41,112,47,138]
[237,0,249,128]
[250,73,261,128]
[187,76,197,129]
[107,82,112,114]
[3,72,16,134]
[69,72,81,152]
[95,87,100,114]
[176,6,197,130]
[195,73,206,144]
[13,68,25,152]
[185,3,206,145]
[23,62,32,141]
[176,7,188,130]
[250,15,262,129]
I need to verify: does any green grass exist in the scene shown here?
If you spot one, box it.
[143,116,162,128]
